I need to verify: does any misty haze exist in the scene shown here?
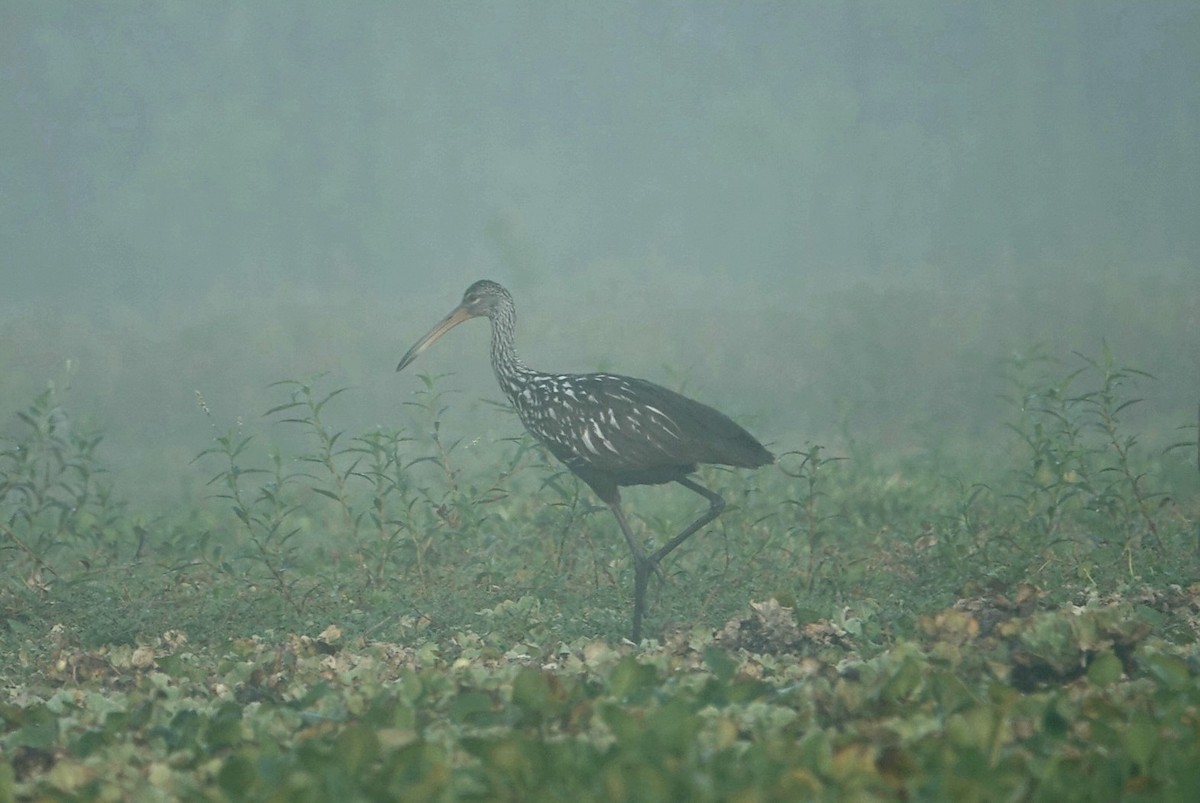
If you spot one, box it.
[2,4,1199,797]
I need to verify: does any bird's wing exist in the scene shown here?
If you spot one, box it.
[523,374,770,473]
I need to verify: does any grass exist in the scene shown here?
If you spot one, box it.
[1,341,1198,799]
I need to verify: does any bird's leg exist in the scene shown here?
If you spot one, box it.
[609,479,728,643]
[606,498,661,643]
[649,477,727,565]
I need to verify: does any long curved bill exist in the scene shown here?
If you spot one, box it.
[396,304,476,372]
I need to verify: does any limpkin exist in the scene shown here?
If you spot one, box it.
[397,280,773,641]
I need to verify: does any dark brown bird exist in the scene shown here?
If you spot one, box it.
[397,280,773,641]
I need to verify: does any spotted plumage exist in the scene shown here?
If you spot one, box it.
[397,280,773,641]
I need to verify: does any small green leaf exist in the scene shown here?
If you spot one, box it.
[263,401,305,417]
[218,751,258,798]
[11,706,57,749]
[883,658,923,703]
[1124,714,1157,769]
[600,703,641,746]
[70,728,108,758]
[725,678,772,704]
[161,708,201,752]
[703,647,737,683]
[1145,654,1191,690]
[511,667,549,711]
[647,697,700,754]
[205,701,244,749]
[449,691,496,724]
[1042,698,1070,737]
[0,757,14,801]
[609,657,658,699]
[1086,652,1122,685]
[337,722,380,774]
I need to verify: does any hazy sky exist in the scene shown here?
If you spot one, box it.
[4,2,1197,309]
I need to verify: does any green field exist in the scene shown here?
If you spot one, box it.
[5,4,1200,799]
[2,328,1198,801]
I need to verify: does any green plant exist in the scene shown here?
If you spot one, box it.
[1003,348,1095,544]
[934,478,997,577]
[1164,401,1199,555]
[192,373,543,620]
[1,364,125,597]
[1073,348,1167,558]
[193,392,316,614]
[1001,346,1178,580]
[780,444,845,595]
[345,425,422,586]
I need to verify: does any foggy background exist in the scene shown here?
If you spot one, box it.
[2,2,1197,505]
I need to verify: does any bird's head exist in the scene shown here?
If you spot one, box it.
[396,280,511,372]
[457,280,510,318]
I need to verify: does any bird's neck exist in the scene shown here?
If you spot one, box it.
[488,310,532,399]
